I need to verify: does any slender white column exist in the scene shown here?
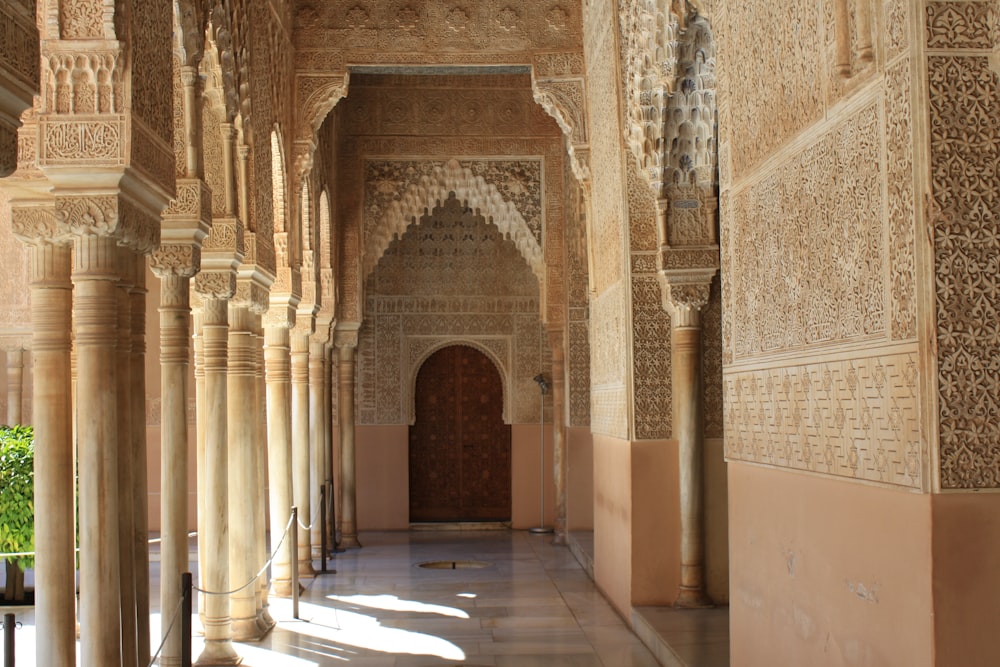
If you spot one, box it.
[130,258,151,667]
[5,348,22,424]
[115,249,138,667]
[667,286,713,609]
[28,243,75,667]
[549,332,568,545]
[152,265,194,667]
[227,304,264,640]
[291,330,316,575]
[309,340,325,557]
[196,297,240,665]
[264,323,295,596]
[191,299,207,623]
[73,233,123,666]
[323,345,334,548]
[336,329,360,549]
[253,315,275,631]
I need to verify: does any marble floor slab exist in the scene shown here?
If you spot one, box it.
[0,530,663,666]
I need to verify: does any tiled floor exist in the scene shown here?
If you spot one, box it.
[1,530,663,666]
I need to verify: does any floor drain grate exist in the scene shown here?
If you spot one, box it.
[416,560,493,570]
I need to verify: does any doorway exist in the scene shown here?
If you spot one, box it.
[409,345,511,522]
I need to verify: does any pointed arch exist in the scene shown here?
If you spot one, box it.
[365,160,543,282]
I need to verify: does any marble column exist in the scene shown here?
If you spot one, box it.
[253,315,275,631]
[115,249,138,667]
[665,281,713,609]
[27,242,75,667]
[196,296,240,665]
[309,339,326,558]
[291,330,316,575]
[335,327,360,548]
[323,345,335,549]
[191,299,207,623]
[264,322,295,596]
[150,256,196,667]
[5,347,22,424]
[73,233,123,666]
[548,331,568,545]
[227,303,263,640]
[130,258,151,666]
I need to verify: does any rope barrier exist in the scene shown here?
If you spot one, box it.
[0,531,197,560]
[146,594,184,667]
[192,510,295,597]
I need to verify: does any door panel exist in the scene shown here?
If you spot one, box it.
[409,345,511,522]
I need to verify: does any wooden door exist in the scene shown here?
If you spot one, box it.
[409,345,511,522]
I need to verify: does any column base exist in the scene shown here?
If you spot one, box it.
[297,559,317,578]
[256,607,276,635]
[231,616,266,643]
[339,534,362,549]
[674,586,715,609]
[194,640,242,666]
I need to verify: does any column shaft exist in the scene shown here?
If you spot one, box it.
[550,338,568,545]
[291,332,315,575]
[309,340,325,557]
[73,234,123,667]
[158,273,192,667]
[338,343,360,548]
[192,305,207,623]
[196,298,240,665]
[253,317,274,631]
[673,323,711,608]
[130,260,151,667]
[115,251,138,667]
[30,243,75,667]
[227,305,263,640]
[264,325,294,596]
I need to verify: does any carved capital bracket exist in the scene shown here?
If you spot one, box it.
[333,323,360,350]
[201,216,245,285]
[194,270,235,300]
[149,243,200,278]
[54,192,161,254]
[658,269,716,328]
[9,202,66,245]
[264,292,298,330]
[233,278,270,315]
[163,178,212,245]
[0,1,39,177]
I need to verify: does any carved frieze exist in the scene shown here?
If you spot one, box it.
[725,353,922,489]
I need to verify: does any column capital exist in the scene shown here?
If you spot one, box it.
[150,244,200,279]
[194,270,236,300]
[233,279,270,315]
[658,269,716,328]
[333,324,360,350]
[55,193,161,255]
[162,179,212,241]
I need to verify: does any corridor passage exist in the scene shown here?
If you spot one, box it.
[207,530,660,666]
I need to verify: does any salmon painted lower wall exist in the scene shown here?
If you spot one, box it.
[568,426,594,530]
[593,434,682,617]
[931,492,1000,666]
[354,422,556,530]
[729,463,934,667]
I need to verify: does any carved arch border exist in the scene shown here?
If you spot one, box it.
[404,337,512,427]
[363,160,544,282]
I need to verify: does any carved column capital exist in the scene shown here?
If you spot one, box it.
[149,244,200,278]
[333,324,360,350]
[194,270,236,300]
[233,279,270,315]
[658,270,716,328]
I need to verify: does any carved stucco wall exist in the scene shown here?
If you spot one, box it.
[717,0,924,489]
[926,1,1000,489]
[360,193,549,425]
[584,0,631,440]
[334,73,565,426]
[0,191,31,341]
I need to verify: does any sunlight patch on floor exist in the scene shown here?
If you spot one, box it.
[327,593,470,619]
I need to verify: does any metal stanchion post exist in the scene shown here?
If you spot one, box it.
[291,507,300,620]
[181,573,192,667]
[4,612,14,667]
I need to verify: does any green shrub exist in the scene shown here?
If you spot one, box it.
[0,425,34,571]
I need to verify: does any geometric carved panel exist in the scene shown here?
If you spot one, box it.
[724,353,922,489]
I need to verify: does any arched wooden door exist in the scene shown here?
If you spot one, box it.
[409,345,511,522]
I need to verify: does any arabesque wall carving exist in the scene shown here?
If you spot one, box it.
[927,2,1000,489]
[358,193,547,425]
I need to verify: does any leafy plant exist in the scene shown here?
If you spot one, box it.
[0,425,33,601]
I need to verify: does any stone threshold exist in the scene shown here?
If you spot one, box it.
[409,521,511,531]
